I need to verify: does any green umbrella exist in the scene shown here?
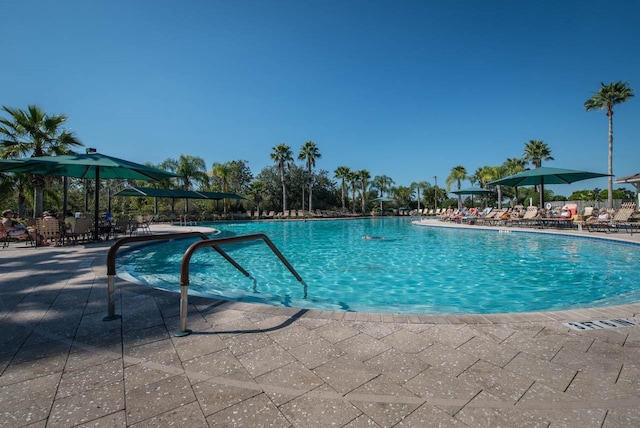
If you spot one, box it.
[488,167,609,207]
[197,191,246,200]
[372,196,395,214]
[450,187,492,207]
[113,186,245,214]
[113,186,209,199]
[0,153,179,240]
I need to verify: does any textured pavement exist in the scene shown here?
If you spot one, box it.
[1,222,639,427]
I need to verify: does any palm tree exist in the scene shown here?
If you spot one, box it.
[248,179,265,215]
[446,165,467,208]
[502,157,526,206]
[334,166,351,210]
[347,171,358,214]
[298,141,321,213]
[523,140,554,204]
[357,170,370,214]
[471,166,494,208]
[523,140,553,169]
[210,162,233,214]
[393,186,413,210]
[163,155,208,213]
[584,81,635,208]
[0,105,83,217]
[270,143,293,213]
[371,175,394,198]
[410,181,429,213]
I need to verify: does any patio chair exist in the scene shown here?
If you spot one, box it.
[36,218,63,246]
[65,217,93,244]
[0,222,35,248]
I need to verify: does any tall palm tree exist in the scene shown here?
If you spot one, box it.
[210,162,233,214]
[523,140,553,203]
[357,169,370,214]
[270,143,293,213]
[502,157,526,205]
[584,81,635,208]
[0,105,83,217]
[410,181,429,213]
[523,140,553,169]
[298,141,321,213]
[334,166,351,210]
[446,165,467,208]
[347,171,358,214]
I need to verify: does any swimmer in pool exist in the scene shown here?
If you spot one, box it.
[362,235,383,240]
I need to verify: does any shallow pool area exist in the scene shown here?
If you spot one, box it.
[118,217,640,314]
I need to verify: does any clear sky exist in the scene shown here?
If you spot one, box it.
[2,0,639,197]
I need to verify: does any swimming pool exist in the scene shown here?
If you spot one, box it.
[118,217,640,314]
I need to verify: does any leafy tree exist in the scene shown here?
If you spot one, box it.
[270,143,293,212]
[0,105,83,217]
[446,165,467,208]
[584,81,635,208]
[298,141,321,212]
[334,166,351,210]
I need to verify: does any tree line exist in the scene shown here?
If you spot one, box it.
[1,81,634,218]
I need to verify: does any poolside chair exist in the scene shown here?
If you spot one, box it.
[511,206,539,227]
[0,222,35,248]
[37,218,63,246]
[587,202,638,234]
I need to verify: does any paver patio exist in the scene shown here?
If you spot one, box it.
[1,222,639,427]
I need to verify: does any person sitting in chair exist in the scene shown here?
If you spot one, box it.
[2,209,47,246]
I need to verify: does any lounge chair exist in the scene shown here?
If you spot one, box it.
[587,202,638,234]
[510,206,539,227]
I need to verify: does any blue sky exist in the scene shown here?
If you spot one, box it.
[2,0,639,197]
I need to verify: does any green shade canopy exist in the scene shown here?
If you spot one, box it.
[451,187,492,208]
[450,187,492,195]
[113,186,245,201]
[0,153,179,240]
[113,186,208,199]
[488,167,610,207]
[198,191,246,200]
[0,153,180,180]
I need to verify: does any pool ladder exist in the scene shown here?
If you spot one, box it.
[104,232,306,336]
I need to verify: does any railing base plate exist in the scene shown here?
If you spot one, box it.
[103,315,122,322]
[174,329,193,337]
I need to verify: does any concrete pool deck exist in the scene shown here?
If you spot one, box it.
[1,221,639,427]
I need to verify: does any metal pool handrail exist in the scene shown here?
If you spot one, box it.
[104,232,306,338]
[104,232,212,322]
[177,233,306,337]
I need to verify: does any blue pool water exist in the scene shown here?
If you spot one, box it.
[118,218,640,314]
